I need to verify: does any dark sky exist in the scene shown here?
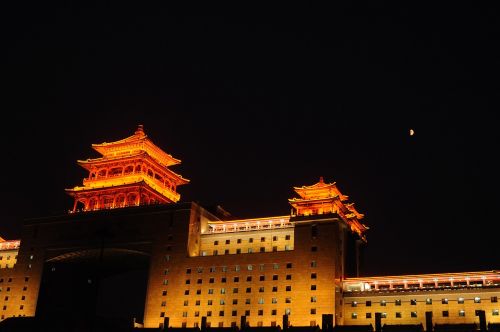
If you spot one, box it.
[2,3,498,276]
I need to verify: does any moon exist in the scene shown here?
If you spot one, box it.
[409,129,415,136]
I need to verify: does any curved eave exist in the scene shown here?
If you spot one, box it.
[92,136,181,167]
[288,197,339,204]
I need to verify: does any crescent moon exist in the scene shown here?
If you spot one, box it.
[410,129,415,136]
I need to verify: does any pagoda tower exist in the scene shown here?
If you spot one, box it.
[288,177,368,241]
[66,125,189,212]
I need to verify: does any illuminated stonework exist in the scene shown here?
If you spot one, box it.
[289,177,368,241]
[66,125,189,212]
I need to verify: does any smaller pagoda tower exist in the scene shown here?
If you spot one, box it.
[66,125,189,212]
[288,177,367,241]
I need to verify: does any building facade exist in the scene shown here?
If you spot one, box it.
[0,126,498,329]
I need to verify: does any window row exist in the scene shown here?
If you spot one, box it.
[186,263,294,274]
[213,236,292,245]
[175,308,294,318]
[352,309,500,319]
[353,296,497,307]
[203,246,294,256]
[181,285,298,295]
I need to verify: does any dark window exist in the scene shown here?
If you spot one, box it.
[258,310,263,316]
[286,235,291,240]
[286,275,292,280]
[492,296,498,303]
[442,311,449,317]
[220,311,224,317]
[221,277,226,283]
[209,278,214,283]
[184,290,189,295]
[234,277,239,282]
[214,241,219,245]
[366,313,372,318]
[236,249,241,254]
[311,246,318,252]
[260,275,265,281]
[237,239,242,244]
[411,299,417,305]
[226,240,230,244]
[273,275,278,281]
[272,286,278,292]
[272,309,277,315]
[286,286,291,291]
[245,310,250,316]
[224,249,229,254]
[247,276,252,282]
[311,285,316,290]
[396,312,402,318]
[246,288,251,293]
[395,300,401,306]
[366,301,372,306]
[286,263,292,269]
[186,268,191,274]
[261,237,265,242]
[196,289,201,295]
[260,247,265,252]
[249,238,254,243]
[411,312,417,318]
[232,310,237,316]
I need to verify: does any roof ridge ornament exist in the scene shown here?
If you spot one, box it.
[135,124,145,136]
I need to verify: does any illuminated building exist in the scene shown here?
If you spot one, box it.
[0,126,498,330]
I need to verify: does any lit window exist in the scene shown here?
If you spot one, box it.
[221,288,226,294]
[273,263,279,270]
[426,298,432,305]
[311,261,317,268]
[410,299,417,305]
[474,297,481,303]
[351,313,357,319]
[380,300,386,306]
[182,312,187,317]
[458,297,464,304]
[352,301,357,307]
[395,299,401,306]
[442,298,448,304]
[220,299,225,305]
[381,313,387,318]
[411,312,417,318]
[493,309,499,316]
[235,265,240,272]
[272,298,277,304]
[459,310,465,317]
[208,289,214,294]
[248,248,253,253]
[258,298,264,304]
[208,300,212,305]
[248,265,253,271]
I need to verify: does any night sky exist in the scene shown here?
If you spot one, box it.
[3,3,499,276]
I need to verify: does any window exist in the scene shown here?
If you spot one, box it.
[164,269,169,275]
[258,298,264,304]
[366,301,372,306]
[311,261,317,268]
[233,288,238,293]
[273,236,277,241]
[195,300,200,306]
[395,299,401,306]
[183,300,188,306]
[221,277,227,283]
[459,310,465,317]
[236,249,241,254]
[311,296,317,303]
[286,263,292,269]
[272,286,278,292]
[273,275,278,281]
[247,276,252,282]
[182,312,187,317]
[219,311,224,317]
[224,249,229,254]
[311,246,318,252]
[234,277,239,282]
[214,241,219,245]
[492,296,498,303]
[261,237,266,242]
[285,245,292,251]
[245,310,250,316]
[208,300,213,305]
[237,239,242,244]
[184,290,189,295]
[220,299,225,305]
[396,312,402,318]
[163,279,168,285]
[311,224,318,238]
[21,296,26,300]
[220,288,226,294]
[442,298,448,304]
[311,285,316,290]
[366,313,372,318]
[245,299,251,304]
[286,286,291,291]
[260,275,265,281]
[210,266,216,272]
[272,246,278,252]
[410,299,417,305]
[493,309,499,316]
[185,279,190,284]
[259,287,264,293]
[426,298,432,305]
[458,297,464,304]
[273,263,279,270]
[209,278,215,283]
[272,298,277,304]
[195,311,200,317]
[232,310,237,316]
[285,235,291,240]
[411,312,417,318]
[247,265,253,271]
[272,309,277,315]
[213,250,218,255]
[442,311,449,317]
[222,266,227,272]
[197,279,202,284]
[381,313,387,318]
[232,299,238,305]
[208,289,214,294]
[186,268,191,274]
[207,311,212,317]
[286,298,291,303]
[260,247,265,252]
[235,265,241,272]
[258,310,263,316]
[196,289,201,295]
[380,300,387,306]
[474,297,481,303]
[351,313,357,319]
[286,274,292,280]
[226,240,230,244]
[248,248,253,253]
[249,238,254,243]
[311,273,317,279]
[160,312,165,317]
